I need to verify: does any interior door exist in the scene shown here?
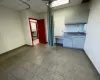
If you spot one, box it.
[37,19,46,44]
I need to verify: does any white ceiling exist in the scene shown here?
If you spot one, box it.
[0,0,83,13]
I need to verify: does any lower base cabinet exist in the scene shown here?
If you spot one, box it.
[73,37,85,49]
[63,38,73,48]
[63,36,86,49]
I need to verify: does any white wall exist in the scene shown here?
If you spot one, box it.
[0,6,25,54]
[27,10,39,19]
[20,10,39,45]
[84,0,100,74]
[53,3,90,36]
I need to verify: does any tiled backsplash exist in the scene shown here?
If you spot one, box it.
[64,24,86,33]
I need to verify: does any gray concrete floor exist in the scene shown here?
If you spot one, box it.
[0,44,100,80]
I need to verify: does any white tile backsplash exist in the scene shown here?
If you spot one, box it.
[64,24,86,33]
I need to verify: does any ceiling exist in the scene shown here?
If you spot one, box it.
[0,0,83,13]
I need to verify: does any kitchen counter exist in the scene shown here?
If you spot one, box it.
[64,32,86,37]
[55,32,86,49]
[63,33,86,49]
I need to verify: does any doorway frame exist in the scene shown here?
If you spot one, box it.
[28,18,38,45]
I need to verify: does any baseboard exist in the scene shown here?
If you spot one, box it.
[1,44,26,55]
[0,44,27,62]
[25,44,33,47]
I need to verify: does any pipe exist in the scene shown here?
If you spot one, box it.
[19,0,30,9]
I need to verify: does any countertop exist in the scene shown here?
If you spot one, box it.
[55,33,86,38]
[64,32,86,37]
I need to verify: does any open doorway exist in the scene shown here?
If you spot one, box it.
[29,18,47,45]
[29,18,39,45]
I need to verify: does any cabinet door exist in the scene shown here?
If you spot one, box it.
[63,38,73,48]
[73,37,85,49]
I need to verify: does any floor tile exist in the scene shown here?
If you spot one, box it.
[53,73,65,80]
[42,70,55,80]
[7,54,23,63]
[11,67,29,79]
[21,61,40,74]
[56,63,67,75]
[32,75,42,80]
[0,71,17,80]
[0,65,6,72]
[28,55,44,66]
[36,67,47,78]
[0,59,18,71]
[41,61,50,69]
[47,63,58,72]
[0,44,100,80]
[18,70,34,80]
[56,57,67,66]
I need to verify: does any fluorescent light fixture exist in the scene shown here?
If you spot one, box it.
[51,0,69,7]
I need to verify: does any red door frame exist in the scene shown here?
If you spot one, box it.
[28,18,38,45]
[29,18,47,45]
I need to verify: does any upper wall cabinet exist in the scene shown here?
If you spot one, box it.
[64,6,89,24]
[64,3,90,24]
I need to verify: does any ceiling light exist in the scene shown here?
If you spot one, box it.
[51,0,69,7]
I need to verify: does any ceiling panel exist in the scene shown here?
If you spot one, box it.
[0,0,83,13]
[27,0,47,12]
[0,0,27,10]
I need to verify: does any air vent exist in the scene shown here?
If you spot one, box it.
[81,0,90,3]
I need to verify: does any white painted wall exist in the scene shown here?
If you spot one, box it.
[84,0,100,74]
[0,6,25,54]
[27,10,39,19]
[20,10,39,45]
[53,3,90,36]
[20,10,31,45]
